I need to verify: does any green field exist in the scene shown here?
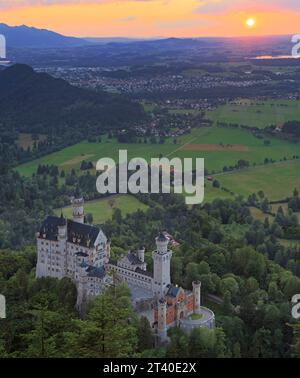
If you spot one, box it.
[207,99,300,129]
[56,195,148,225]
[16,126,300,177]
[203,183,234,203]
[218,160,300,201]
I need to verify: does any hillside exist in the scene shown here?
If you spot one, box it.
[0,23,87,48]
[0,64,145,137]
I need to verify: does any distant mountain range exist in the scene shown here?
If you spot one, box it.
[84,37,153,44]
[0,23,88,48]
[0,23,157,49]
[1,22,293,51]
[0,23,296,68]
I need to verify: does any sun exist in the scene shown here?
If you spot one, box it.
[246,18,256,28]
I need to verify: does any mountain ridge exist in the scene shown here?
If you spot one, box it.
[0,64,145,137]
[0,23,88,48]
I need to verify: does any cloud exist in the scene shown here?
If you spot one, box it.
[194,0,300,14]
[119,16,137,22]
[3,0,300,14]
[0,0,156,10]
[156,18,214,29]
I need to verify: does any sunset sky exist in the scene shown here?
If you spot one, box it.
[1,0,300,38]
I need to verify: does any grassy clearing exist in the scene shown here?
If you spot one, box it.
[15,124,300,204]
[221,223,250,239]
[207,99,300,129]
[55,195,148,225]
[271,203,300,222]
[203,183,234,203]
[18,133,46,150]
[249,207,273,223]
[219,160,300,201]
[16,126,300,178]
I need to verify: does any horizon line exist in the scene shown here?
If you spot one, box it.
[0,22,298,41]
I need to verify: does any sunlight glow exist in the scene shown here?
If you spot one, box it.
[246,18,256,28]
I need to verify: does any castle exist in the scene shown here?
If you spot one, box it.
[36,195,215,340]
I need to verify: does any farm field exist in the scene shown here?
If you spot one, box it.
[207,99,300,129]
[218,160,300,201]
[55,195,148,225]
[16,126,300,177]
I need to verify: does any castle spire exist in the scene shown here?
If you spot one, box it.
[72,189,85,224]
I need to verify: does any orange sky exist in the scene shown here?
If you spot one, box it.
[1,0,300,37]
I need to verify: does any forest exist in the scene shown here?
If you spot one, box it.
[0,64,146,169]
[1,180,300,357]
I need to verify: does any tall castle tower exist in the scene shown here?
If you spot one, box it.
[157,298,167,341]
[72,188,85,224]
[152,233,172,298]
[192,281,201,314]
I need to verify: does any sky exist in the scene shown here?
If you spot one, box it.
[1,0,300,38]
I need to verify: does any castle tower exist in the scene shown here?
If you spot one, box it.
[137,246,145,264]
[192,281,201,314]
[157,298,167,341]
[152,233,172,297]
[58,213,67,240]
[72,190,85,224]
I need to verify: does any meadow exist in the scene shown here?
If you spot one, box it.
[16,126,300,177]
[218,159,300,201]
[207,99,300,129]
[55,194,148,225]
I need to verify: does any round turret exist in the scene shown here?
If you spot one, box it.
[155,233,169,254]
[137,246,145,263]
